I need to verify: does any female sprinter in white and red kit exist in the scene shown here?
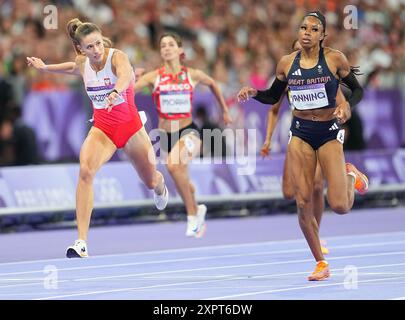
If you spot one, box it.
[27,19,168,258]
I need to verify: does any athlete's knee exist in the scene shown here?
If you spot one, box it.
[313,179,324,195]
[332,205,350,215]
[143,170,160,190]
[295,194,312,211]
[167,162,182,175]
[79,163,96,184]
[312,184,324,202]
[282,186,295,200]
[329,200,350,215]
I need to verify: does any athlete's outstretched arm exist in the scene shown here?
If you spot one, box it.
[237,55,289,105]
[261,91,286,157]
[190,69,232,125]
[26,56,81,75]
[133,70,157,93]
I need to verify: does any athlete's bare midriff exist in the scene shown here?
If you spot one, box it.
[293,107,336,121]
[158,117,192,132]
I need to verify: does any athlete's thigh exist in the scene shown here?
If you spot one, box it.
[287,136,317,200]
[123,126,157,171]
[317,139,347,200]
[314,157,324,189]
[80,126,116,171]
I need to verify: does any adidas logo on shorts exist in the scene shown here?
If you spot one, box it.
[329,123,339,131]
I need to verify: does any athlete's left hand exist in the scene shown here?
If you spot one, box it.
[333,101,351,124]
[106,91,120,112]
[260,140,271,158]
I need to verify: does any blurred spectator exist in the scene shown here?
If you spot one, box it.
[0,105,39,166]
[7,53,28,105]
[364,66,382,88]
[0,75,14,107]
[0,0,404,162]
[0,0,403,93]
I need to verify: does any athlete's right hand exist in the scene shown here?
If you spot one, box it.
[333,101,351,124]
[260,140,271,158]
[237,87,258,102]
[26,57,47,71]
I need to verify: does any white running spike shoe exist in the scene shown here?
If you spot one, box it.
[66,239,88,258]
[185,204,207,238]
[154,184,169,210]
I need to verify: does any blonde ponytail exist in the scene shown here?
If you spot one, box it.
[66,18,112,55]
[66,18,83,55]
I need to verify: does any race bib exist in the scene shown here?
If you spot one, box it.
[289,83,329,110]
[86,83,125,109]
[159,92,191,114]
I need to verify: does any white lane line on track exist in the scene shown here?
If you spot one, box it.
[1,230,405,266]
[34,264,405,300]
[1,251,405,292]
[204,276,405,300]
[1,239,405,277]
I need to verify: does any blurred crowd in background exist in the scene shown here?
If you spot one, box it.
[1,0,405,165]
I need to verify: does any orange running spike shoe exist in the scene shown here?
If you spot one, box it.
[346,163,369,195]
[308,260,330,281]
